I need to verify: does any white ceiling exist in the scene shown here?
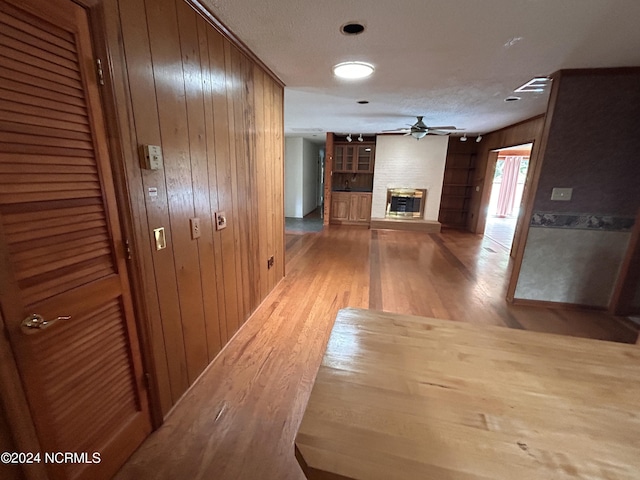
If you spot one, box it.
[202,0,640,142]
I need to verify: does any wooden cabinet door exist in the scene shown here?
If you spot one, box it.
[330,193,349,221]
[0,1,152,479]
[333,145,354,172]
[355,145,375,173]
[348,194,360,221]
[356,194,372,222]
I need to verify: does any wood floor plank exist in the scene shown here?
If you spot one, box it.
[115,226,638,480]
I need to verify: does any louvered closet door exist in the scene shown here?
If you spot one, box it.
[0,1,152,479]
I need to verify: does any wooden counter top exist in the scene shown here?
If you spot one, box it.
[295,308,640,480]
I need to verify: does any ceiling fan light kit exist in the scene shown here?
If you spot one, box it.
[383,116,462,141]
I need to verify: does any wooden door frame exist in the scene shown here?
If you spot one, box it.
[478,145,533,258]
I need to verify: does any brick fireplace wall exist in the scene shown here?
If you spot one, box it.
[371,135,449,221]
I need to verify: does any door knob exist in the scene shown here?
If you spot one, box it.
[21,314,71,334]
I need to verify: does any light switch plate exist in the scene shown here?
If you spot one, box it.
[215,211,227,231]
[153,227,166,250]
[550,187,573,201]
[142,144,164,170]
[190,217,201,239]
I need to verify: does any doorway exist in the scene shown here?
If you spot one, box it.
[484,144,532,250]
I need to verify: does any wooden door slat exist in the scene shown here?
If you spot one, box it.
[0,33,78,71]
[0,64,82,99]
[0,83,89,112]
[0,8,75,52]
[0,147,93,161]
[13,234,107,263]
[0,188,101,205]
[0,23,76,62]
[0,54,83,91]
[0,153,94,167]
[0,121,92,142]
[6,219,106,244]
[22,262,114,307]
[0,173,98,186]
[0,109,91,134]
[0,131,93,150]
[0,45,80,82]
[3,204,102,225]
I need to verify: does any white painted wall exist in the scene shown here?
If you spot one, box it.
[285,137,303,217]
[285,137,321,218]
[371,135,449,221]
[302,140,320,215]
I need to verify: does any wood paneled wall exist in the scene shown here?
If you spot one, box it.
[102,0,284,417]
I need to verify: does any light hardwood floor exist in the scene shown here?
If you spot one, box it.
[115,226,638,480]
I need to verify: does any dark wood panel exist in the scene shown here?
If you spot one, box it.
[116,0,189,408]
[106,0,285,419]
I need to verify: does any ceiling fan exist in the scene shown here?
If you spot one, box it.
[383,116,463,139]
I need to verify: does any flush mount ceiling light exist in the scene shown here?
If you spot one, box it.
[333,61,375,79]
[346,134,352,142]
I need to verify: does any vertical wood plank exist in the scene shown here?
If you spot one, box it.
[208,33,238,342]
[145,0,208,384]
[175,0,222,359]
[253,66,268,300]
[195,14,225,360]
[224,40,244,337]
[273,81,285,281]
[117,0,189,406]
[101,0,173,419]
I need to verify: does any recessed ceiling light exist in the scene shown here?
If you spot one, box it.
[505,96,521,102]
[333,61,374,79]
[341,22,365,35]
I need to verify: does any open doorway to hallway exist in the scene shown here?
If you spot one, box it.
[484,143,532,250]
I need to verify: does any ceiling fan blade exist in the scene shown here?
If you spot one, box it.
[428,130,451,135]
[382,128,410,133]
[403,131,412,136]
[427,126,458,130]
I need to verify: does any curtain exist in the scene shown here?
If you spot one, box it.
[496,156,522,217]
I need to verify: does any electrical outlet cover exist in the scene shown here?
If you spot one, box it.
[215,211,227,231]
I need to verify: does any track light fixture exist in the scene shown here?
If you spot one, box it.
[476,135,483,143]
[346,134,352,142]
[460,134,467,142]
[358,134,364,142]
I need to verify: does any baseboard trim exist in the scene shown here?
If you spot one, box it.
[511,298,607,311]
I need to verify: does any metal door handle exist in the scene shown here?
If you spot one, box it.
[21,314,71,334]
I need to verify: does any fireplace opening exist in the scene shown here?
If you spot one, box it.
[385,188,427,218]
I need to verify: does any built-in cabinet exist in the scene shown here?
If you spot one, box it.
[329,137,375,225]
[334,143,375,173]
[330,192,372,225]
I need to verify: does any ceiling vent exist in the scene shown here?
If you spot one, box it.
[514,76,551,93]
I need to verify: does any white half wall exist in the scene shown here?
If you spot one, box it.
[371,135,449,221]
